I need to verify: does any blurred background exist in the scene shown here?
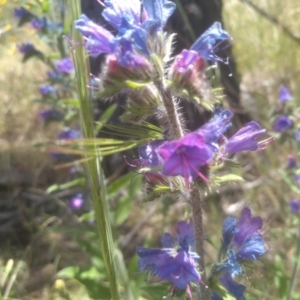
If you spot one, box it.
[0,0,300,299]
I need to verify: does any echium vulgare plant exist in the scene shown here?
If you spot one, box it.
[73,0,273,299]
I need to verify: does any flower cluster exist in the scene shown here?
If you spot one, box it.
[272,85,299,137]
[135,108,270,188]
[210,208,266,299]
[72,0,272,299]
[137,221,201,298]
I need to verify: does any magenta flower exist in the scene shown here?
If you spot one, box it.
[69,194,84,210]
[225,121,267,154]
[158,132,213,187]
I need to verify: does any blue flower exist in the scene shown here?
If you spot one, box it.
[290,199,300,214]
[18,42,36,54]
[218,274,246,300]
[191,22,230,62]
[197,108,233,152]
[138,140,164,168]
[218,208,266,278]
[273,115,293,132]
[136,221,200,296]
[279,85,292,104]
[39,108,63,122]
[287,155,297,169]
[39,84,56,97]
[75,14,114,57]
[54,58,74,74]
[295,130,300,142]
[225,121,267,154]
[31,17,48,30]
[58,128,81,140]
[142,0,176,31]
[102,0,141,29]
[221,217,238,251]
[14,7,31,19]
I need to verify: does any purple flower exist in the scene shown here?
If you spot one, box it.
[295,130,300,142]
[158,132,213,187]
[39,84,56,96]
[75,14,114,57]
[273,115,293,132]
[102,0,141,29]
[31,17,47,30]
[287,155,297,169]
[290,199,300,214]
[138,140,164,168]
[58,128,81,140]
[47,70,62,80]
[222,216,238,251]
[136,220,200,297]
[279,85,292,104]
[169,49,205,89]
[191,22,230,62]
[54,58,74,74]
[233,208,263,248]
[197,108,233,151]
[225,121,267,154]
[14,7,31,19]
[142,0,176,31]
[294,174,300,185]
[39,109,63,122]
[69,194,84,210]
[18,42,36,54]
[219,274,246,300]
[219,208,266,277]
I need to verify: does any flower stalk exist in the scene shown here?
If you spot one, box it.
[158,78,208,299]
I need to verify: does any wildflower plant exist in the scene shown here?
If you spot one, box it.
[66,0,275,299]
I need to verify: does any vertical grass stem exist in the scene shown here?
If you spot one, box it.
[69,1,119,299]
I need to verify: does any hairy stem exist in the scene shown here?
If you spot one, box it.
[191,186,208,299]
[157,78,208,299]
[154,80,184,139]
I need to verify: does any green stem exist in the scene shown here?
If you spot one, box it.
[287,218,300,300]
[69,2,119,300]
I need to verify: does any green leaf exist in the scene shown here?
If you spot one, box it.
[46,178,86,193]
[41,1,50,12]
[57,266,80,279]
[58,98,80,108]
[108,172,135,196]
